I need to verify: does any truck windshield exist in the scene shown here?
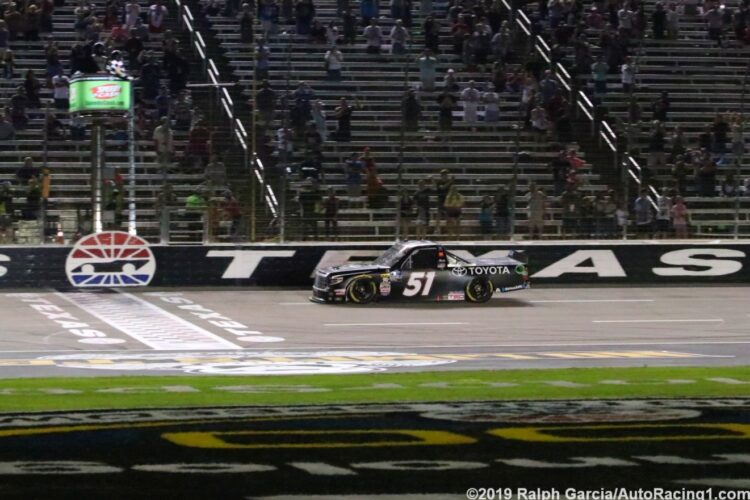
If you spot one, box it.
[372,243,408,267]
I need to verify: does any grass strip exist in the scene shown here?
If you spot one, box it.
[0,366,748,412]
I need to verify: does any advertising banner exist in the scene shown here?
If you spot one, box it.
[69,77,131,113]
[0,236,749,288]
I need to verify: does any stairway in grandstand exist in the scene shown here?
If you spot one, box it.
[562,0,750,236]
[0,2,221,243]
[192,0,613,240]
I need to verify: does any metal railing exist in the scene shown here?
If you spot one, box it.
[173,0,278,222]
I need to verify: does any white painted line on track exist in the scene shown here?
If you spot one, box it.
[278,302,315,306]
[324,322,470,327]
[245,340,750,350]
[530,299,655,303]
[592,319,724,324]
[56,292,242,350]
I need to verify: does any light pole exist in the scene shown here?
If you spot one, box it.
[279,30,294,243]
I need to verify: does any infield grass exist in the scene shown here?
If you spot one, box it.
[0,366,748,412]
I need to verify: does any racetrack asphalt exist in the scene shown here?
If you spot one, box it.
[0,286,748,377]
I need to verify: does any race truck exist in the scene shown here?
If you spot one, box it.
[311,240,529,304]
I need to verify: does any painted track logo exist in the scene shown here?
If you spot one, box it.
[40,351,456,375]
[66,232,156,287]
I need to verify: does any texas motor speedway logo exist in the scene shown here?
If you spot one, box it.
[65,231,156,287]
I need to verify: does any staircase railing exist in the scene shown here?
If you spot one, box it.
[172,0,279,222]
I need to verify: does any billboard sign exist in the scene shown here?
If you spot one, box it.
[69,77,131,113]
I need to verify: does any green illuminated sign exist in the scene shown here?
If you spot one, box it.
[69,78,131,113]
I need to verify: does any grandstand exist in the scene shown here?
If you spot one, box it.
[1,0,749,243]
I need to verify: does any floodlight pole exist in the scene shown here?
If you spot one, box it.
[127,82,137,235]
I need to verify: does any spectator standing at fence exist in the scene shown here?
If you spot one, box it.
[633,188,653,237]
[390,19,409,55]
[364,18,383,54]
[478,195,494,239]
[298,180,320,240]
[153,117,174,173]
[482,84,500,123]
[323,187,339,239]
[443,184,464,240]
[671,195,689,238]
[697,152,717,196]
[435,169,453,234]
[51,71,70,110]
[527,184,546,239]
[671,155,688,195]
[362,148,384,209]
[648,120,666,171]
[402,89,421,132]
[655,188,672,238]
[24,70,41,109]
[344,152,363,206]
[311,100,327,142]
[418,49,436,91]
[560,185,580,238]
[493,185,511,239]
[398,188,412,238]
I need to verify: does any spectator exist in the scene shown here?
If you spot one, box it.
[671,155,688,195]
[173,91,193,131]
[633,188,654,237]
[0,21,8,60]
[527,184,546,239]
[398,188,412,238]
[530,103,548,143]
[731,114,744,161]
[70,112,86,140]
[423,14,439,53]
[669,126,686,162]
[300,151,323,180]
[9,86,27,129]
[186,119,211,168]
[256,80,276,127]
[443,184,464,240]
[591,56,609,95]
[478,194,494,239]
[549,150,569,196]
[461,80,480,130]
[298,180,321,240]
[2,49,14,79]
[255,38,271,80]
[204,154,227,188]
[185,189,207,209]
[666,2,680,39]
[362,148,384,209]
[671,195,689,238]
[655,187,672,238]
[323,187,339,239]
[363,18,383,54]
[295,0,315,35]
[360,0,378,26]
[483,84,500,123]
[311,100,327,142]
[538,70,559,105]
[324,45,343,80]
[222,191,242,241]
[0,181,13,241]
[4,3,21,41]
[697,152,717,196]
[23,4,40,41]
[23,177,41,220]
[418,49,437,91]
[436,89,457,133]
[621,57,636,93]
[560,184,580,237]
[712,113,729,153]
[652,2,666,39]
[402,88,421,132]
[721,174,738,197]
[24,70,41,109]
[326,21,341,45]
[413,178,432,238]
[648,120,666,170]
[258,0,279,38]
[704,3,723,47]
[493,185,511,239]
[125,0,141,29]
[46,113,65,138]
[155,86,170,118]
[140,53,161,100]
[303,122,322,155]
[16,157,39,184]
[153,117,174,173]
[344,152,363,206]
[586,6,605,29]
[618,3,634,38]
[333,96,356,141]
[390,19,409,55]
[342,8,357,43]
[309,19,326,43]
[652,91,670,121]
[435,169,453,234]
[0,112,15,140]
[239,3,254,43]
